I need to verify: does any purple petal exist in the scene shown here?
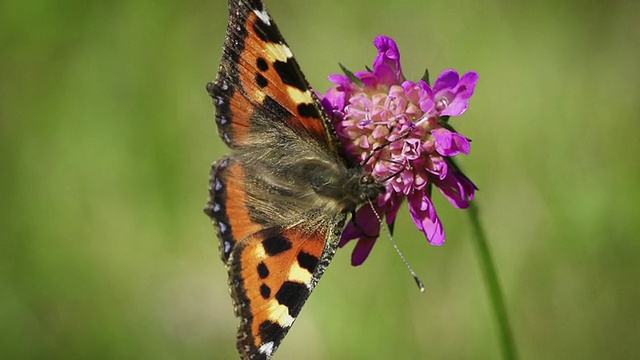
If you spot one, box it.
[356,204,382,235]
[432,128,471,156]
[441,100,467,117]
[458,72,479,95]
[440,72,479,117]
[328,73,353,87]
[339,204,377,246]
[423,155,448,180]
[339,220,361,247]
[339,205,382,265]
[384,196,403,227]
[322,74,357,115]
[351,237,376,266]
[432,128,455,156]
[408,192,445,245]
[433,69,460,93]
[372,36,403,86]
[417,80,437,115]
[321,86,347,114]
[418,79,435,97]
[419,99,436,116]
[453,133,471,155]
[355,70,378,88]
[457,171,477,202]
[402,80,423,106]
[433,169,477,209]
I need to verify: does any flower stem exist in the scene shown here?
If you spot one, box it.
[468,202,518,360]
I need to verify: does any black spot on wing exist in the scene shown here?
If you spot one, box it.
[297,252,319,273]
[257,262,269,279]
[296,103,321,119]
[260,284,271,299]
[259,320,283,343]
[256,57,269,71]
[275,281,308,317]
[262,235,292,256]
[255,73,268,88]
[273,59,308,91]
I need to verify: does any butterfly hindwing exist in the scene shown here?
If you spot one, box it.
[230,222,344,359]
[205,156,347,359]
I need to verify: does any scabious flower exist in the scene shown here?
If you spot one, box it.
[321,36,479,266]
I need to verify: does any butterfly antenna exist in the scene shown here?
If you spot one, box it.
[367,201,425,293]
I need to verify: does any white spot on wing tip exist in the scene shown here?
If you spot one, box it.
[254,9,271,26]
[259,341,274,356]
[279,45,293,58]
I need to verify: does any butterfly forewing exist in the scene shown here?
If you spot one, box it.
[207,0,341,154]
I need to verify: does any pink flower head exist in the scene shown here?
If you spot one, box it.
[321,36,478,266]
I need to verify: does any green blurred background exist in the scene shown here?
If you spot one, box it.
[2,0,639,358]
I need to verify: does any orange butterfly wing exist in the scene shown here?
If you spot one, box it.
[205,155,346,359]
[207,0,342,155]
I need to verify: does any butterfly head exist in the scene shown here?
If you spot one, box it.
[354,172,386,202]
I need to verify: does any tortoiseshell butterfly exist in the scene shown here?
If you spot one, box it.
[204,1,384,359]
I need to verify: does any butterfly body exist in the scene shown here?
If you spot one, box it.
[204,1,383,359]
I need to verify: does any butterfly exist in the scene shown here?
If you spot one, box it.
[204,0,385,359]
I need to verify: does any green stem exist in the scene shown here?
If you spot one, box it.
[468,202,518,360]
